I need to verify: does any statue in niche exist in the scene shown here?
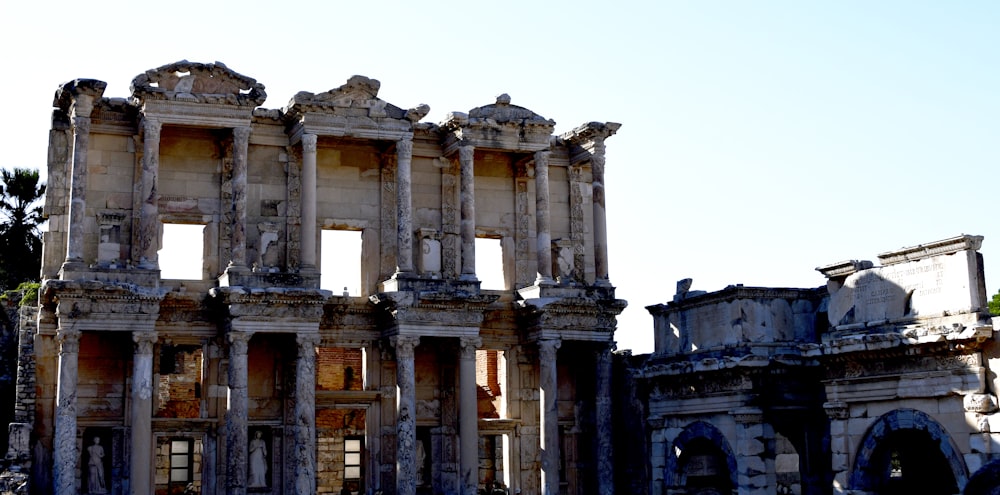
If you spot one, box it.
[87,437,107,494]
[415,439,427,485]
[248,430,268,488]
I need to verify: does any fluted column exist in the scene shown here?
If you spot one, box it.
[395,139,414,275]
[591,136,610,286]
[138,118,162,269]
[459,336,482,495]
[130,331,158,495]
[294,333,320,495]
[230,126,251,269]
[54,328,82,495]
[226,331,252,495]
[300,134,318,270]
[533,150,554,285]
[595,343,614,494]
[65,94,95,266]
[393,336,420,495]
[459,145,477,280]
[538,339,561,495]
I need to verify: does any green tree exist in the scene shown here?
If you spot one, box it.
[0,167,45,291]
[990,288,1000,316]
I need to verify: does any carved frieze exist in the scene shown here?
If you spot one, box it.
[43,279,162,332]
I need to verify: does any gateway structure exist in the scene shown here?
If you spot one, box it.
[6,61,625,495]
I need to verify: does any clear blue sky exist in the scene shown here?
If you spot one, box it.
[2,1,998,353]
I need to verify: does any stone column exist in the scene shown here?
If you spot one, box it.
[138,118,162,269]
[396,139,415,275]
[54,328,81,495]
[130,331,157,495]
[533,150,554,285]
[538,339,561,495]
[64,94,95,267]
[591,136,610,286]
[458,145,477,280]
[595,343,614,494]
[294,333,320,495]
[300,134,318,270]
[230,126,251,269]
[393,336,420,495]
[226,331,252,495]
[459,336,482,495]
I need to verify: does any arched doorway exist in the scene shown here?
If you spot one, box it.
[850,408,967,494]
[667,421,738,494]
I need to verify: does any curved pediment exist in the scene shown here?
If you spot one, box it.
[130,60,266,107]
[441,94,555,152]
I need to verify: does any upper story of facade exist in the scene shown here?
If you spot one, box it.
[40,60,626,342]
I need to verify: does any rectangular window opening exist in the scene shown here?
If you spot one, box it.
[169,438,194,484]
[344,435,364,494]
[160,223,204,280]
[475,237,505,290]
[476,349,507,419]
[321,230,362,296]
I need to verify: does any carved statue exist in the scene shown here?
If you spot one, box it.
[248,430,267,487]
[87,437,106,494]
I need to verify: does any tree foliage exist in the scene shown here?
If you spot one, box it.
[990,288,1000,316]
[0,167,45,291]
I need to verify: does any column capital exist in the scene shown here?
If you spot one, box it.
[396,138,413,156]
[537,338,561,361]
[391,335,420,360]
[534,149,551,166]
[301,133,318,152]
[296,332,321,350]
[56,328,82,355]
[228,331,253,354]
[233,125,251,142]
[458,145,475,162]
[142,116,162,137]
[132,331,158,355]
[459,336,482,359]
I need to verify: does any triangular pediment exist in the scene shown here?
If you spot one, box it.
[130,60,266,107]
[285,75,428,123]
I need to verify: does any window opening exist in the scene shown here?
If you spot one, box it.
[345,436,363,487]
[476,349,507,418]
[475,237,504,290]
[160,223,204,279]
[169,438,193,484]
[321,230,362,296]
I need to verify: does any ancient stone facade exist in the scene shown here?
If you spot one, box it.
[6,61,625,495]
[626,235,1000,495]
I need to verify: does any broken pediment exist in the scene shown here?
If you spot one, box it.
[130,60,267,107]
[284,75,427,141]
[286,75,428,122]
[441,94,556,153]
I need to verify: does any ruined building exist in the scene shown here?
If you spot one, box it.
[4,61,625,495]
[625,235,1000,495]
[7,60,1000,495]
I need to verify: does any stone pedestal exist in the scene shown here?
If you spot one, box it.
[54,328,81,495]
[459,336,481,495]
[226,332,251,495]
[130,331,157,495]
[538,339,561,495]
[394,336,420,495]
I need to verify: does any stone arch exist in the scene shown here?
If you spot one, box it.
[965,459,1000,495]
[666,421,738,492]
[849,408,968,493]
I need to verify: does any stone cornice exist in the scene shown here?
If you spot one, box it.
[557,121,621,164]
[54,79,107,114]
[876,234,984,266]
[130,60,266,107]
[42,279,163,332]
[646,286,824,314]
[210,286,329,323]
